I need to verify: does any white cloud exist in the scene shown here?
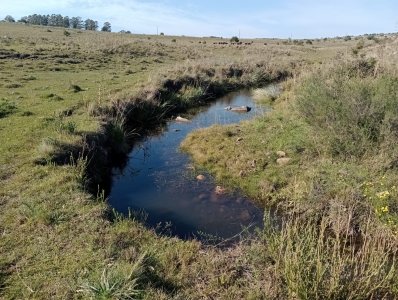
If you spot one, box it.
[1,0,396,38]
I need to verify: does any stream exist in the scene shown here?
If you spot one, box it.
[109,90,269,241]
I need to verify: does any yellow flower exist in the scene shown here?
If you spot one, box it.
[376,191,390,200]
[380,206,389,213]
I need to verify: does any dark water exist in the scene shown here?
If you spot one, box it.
[109,90,268,240]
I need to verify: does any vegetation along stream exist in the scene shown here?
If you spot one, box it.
[109,89,271,240]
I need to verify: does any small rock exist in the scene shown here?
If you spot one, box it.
[196,174,206,181]
[176,116,190,122]
[276,151,286,158]
[198,193,208,201]
[186,164,195,170]
[239,170,245,177]
[249,160,256,168]
[174,129,181,132]
[230,106,251,112]
[236,137,243,142]
[215,185,227,195]
[276,157,291,166]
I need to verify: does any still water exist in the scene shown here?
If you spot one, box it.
[109,90,268,240]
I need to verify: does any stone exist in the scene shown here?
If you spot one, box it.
[196,174,205,181]
[198,193,208,201]
[230,106,251,112]
[276,151,286,158]
[175,116,190,122]
[215,185,227,195]
[276,157,291,166]
[236,137,243,142]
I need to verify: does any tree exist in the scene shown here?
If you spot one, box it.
[84,19,98,31]
[230,36,239,43]
[4,15,15,22]
[48,14,64,27]
[101,21,111,32]
[63,16,70,28]
[70,17,83,29]
[18,16,28,23]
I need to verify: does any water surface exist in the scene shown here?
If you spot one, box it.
[109,90,268,240]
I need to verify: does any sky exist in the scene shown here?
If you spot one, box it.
[1,0,398,38]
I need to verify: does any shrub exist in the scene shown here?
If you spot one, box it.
[230,36,239,43]
[0,100,16,118]
[295,60,398,158]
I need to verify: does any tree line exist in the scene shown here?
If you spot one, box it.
[3,14,111,32]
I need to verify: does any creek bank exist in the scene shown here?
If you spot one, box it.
[81,63,291,199]
[108,90,268,239]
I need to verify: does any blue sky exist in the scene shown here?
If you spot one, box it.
[1,0,397,38]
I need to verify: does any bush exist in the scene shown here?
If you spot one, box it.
[295,60,398,158]
[230,36,239,43]
[0,100,16,118]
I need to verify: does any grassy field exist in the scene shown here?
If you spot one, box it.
[1,22,397,299]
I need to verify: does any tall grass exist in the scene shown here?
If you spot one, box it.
[264,206,397,299]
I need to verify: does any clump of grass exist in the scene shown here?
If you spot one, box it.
[44,93,64,100]
[5,82,22,88]
[106,115,137,155]
[21,202,68,226]
[21,75,36,81]
[37,137,57,158]
[252,84,281,103]
[70,84,84,93]
[20,111,34,116]
[58,121,77,134]
[0,99,16,118]
[264,208,397,299]
[78,255,146,299]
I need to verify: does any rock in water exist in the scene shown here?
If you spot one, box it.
[215,185,227,195]
[230,106,251,112]
[196,174,205,181]
[176,116,190,122]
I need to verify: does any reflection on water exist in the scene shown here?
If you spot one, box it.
[109,90,270,240]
